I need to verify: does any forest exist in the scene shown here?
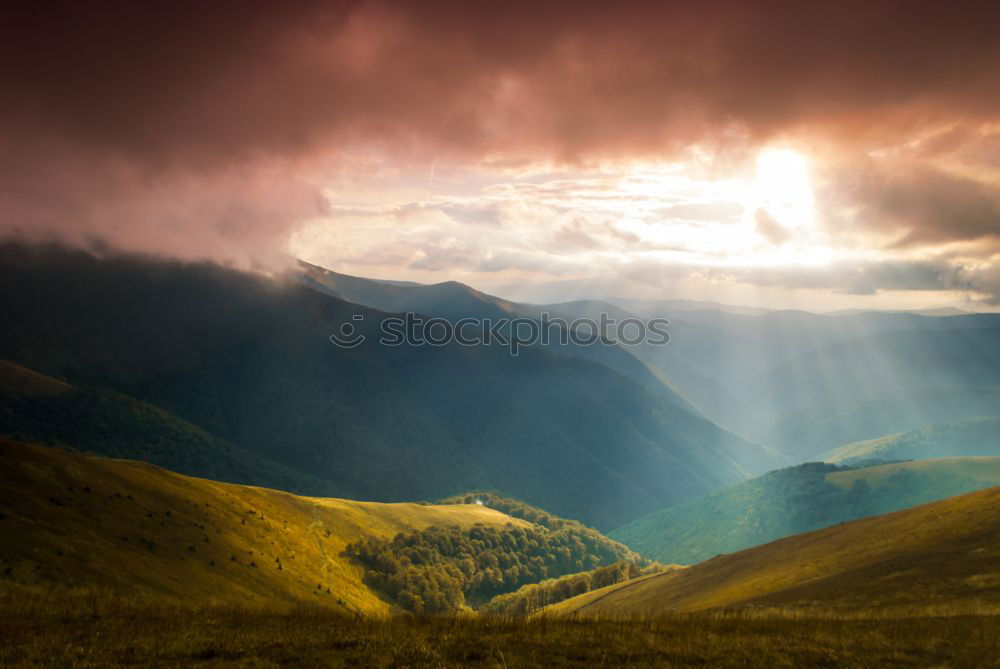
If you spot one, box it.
[0,383,341,496]
[611,460,1000,564]
[346,512,648,613]
[481,560,666,614]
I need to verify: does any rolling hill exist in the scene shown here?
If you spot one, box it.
[551,484,1000,615]
[0,438,529,613]
[609,457,1000,565]
[827,456,1000,489]
[0,242,776,529]
[826,416,1000,464]
[0,359,347,496]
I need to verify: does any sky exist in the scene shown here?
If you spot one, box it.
[4,0,1000,310]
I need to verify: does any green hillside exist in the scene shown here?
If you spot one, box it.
[0,360,346,496]
[342,491,654,612]
[826,416,1000,464]
[610,457,1000,565]
[552,484,1000,616]
[828,457,1000,488]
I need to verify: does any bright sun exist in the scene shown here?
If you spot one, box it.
[753,148,815,230]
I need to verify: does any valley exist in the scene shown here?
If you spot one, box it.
[2,246,1000,666]
[8,4,1000,664]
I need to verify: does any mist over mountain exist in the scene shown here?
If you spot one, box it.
[0,242,775,530]
[753,326,1000,457]
[826,416,1000,465]
[553,304,1000,454]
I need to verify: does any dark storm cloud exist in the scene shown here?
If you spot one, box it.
[879,169,1000,247]
[4,0,1000,263]
[7,1,1000,165]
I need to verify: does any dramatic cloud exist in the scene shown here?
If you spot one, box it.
[4,1,1000,303]
[815,127,1000,248]
[8,1,1000,163]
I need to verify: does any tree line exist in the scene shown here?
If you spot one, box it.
[481,560,666,615]
[346,515,648,613]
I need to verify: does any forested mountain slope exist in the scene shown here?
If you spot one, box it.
[0,243,773,529]
[611,458,1000,564]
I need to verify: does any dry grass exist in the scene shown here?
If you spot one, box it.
[551,485,1000,616]
[0,439,527,615]
[0,599,997,668]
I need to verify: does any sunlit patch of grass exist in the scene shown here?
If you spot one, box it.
[0,439,533,616]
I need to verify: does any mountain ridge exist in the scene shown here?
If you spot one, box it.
[0,242,775,529]
[826,416,1000,464]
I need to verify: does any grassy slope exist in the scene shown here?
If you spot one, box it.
[0,439,528,614]
[551,485,1000,615]
[0,359,71,395]
[827,456,1000,488]
[610,457,1000,565]
[826,416,1000,464]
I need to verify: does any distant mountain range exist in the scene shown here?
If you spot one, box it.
[5,241,999,530]
[753,326,1000,456]
[295,260,703,413]
[293,259,1000,465]
[545,302,1000,456]
[0,243,780,530]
